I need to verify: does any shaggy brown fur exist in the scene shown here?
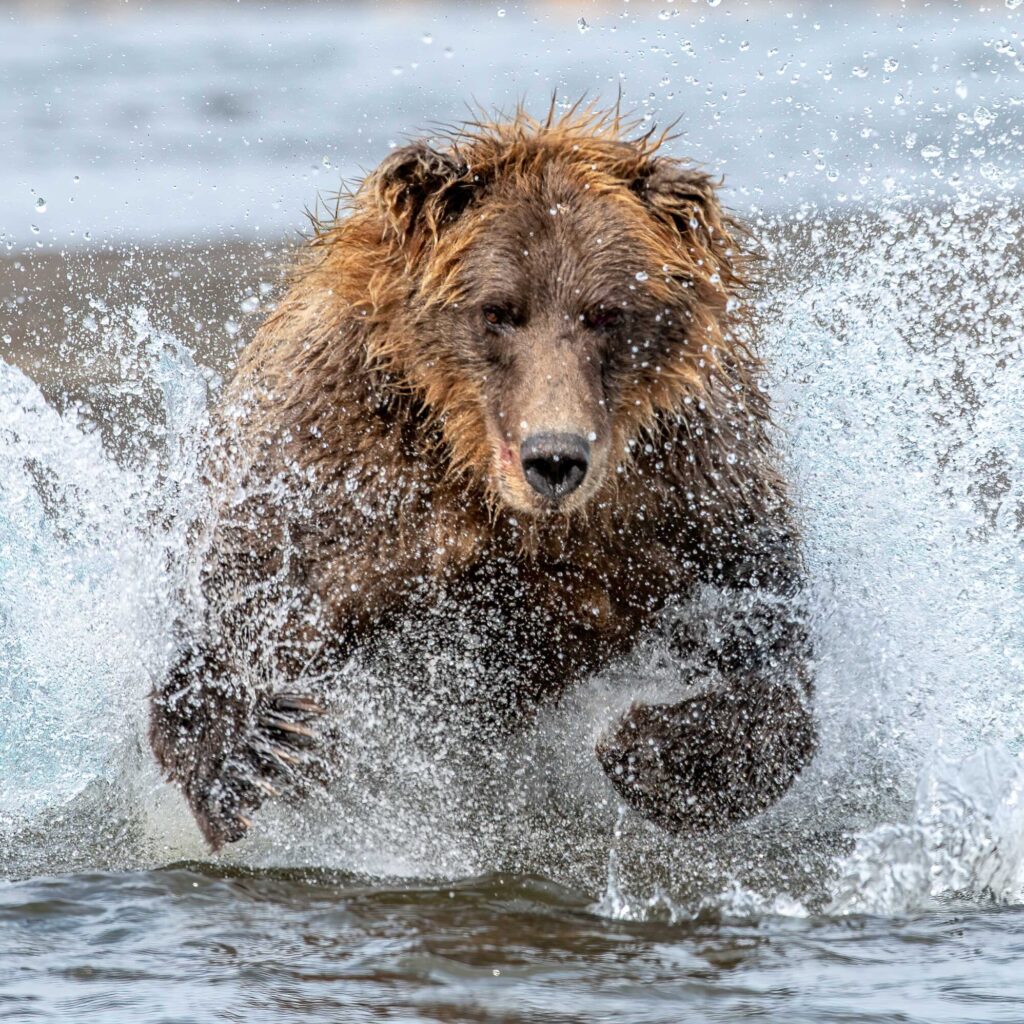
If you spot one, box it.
[150,103,816,849]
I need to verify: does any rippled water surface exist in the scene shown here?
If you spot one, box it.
[3,1,1024,1021]
[3,869,1024,1023]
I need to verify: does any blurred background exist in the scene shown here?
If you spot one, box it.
[1,0,1021,384]
[2,0,1020,248]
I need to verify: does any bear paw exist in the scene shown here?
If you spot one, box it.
[191,691,326,850]
[595,682,815,834]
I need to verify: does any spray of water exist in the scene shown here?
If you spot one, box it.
[0,195,1021,914]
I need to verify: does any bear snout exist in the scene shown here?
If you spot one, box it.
[520,432,590,502]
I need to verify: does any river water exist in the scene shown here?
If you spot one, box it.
[2,2,1024,1022]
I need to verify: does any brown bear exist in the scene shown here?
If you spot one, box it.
[150,103,816,850]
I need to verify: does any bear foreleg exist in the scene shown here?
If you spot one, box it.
[596,523,818,833]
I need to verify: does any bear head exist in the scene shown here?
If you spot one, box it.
[309,104,760,523]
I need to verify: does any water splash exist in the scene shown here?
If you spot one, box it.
[0,363,134,814]
[0,309,214,868]
[830,747,1024,915]
[0,196,1021,915]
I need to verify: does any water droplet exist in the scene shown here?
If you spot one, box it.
[224,320,241,337]
[635,271,649,282]
[973,106,996,129]
[35,198,46,213]
[72,175,80,184]
[852,66,868,79]
[497,7,506,16]
[239,296,260,315]
[955,82,968,100]
[1007,0,1022,9]
[883,57,899,73]
[707,0,721,6]
[421,32,433,44]
[577,17,589,33]
[444,46,454,59]
[921,144,943,160]
[30,224,40,234]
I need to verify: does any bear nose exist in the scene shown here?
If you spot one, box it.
[520,432,590,501]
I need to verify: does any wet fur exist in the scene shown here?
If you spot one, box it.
[150,103,816,849]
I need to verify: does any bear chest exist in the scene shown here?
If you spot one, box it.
[353,541,691,723]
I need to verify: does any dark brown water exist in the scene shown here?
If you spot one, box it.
[3,867,1024,1024]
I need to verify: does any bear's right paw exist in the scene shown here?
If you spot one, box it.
[191,691,326,850]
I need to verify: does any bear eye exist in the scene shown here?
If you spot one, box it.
[482,304,518,330]
[582,306,624,331]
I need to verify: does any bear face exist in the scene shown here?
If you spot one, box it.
[342,109,758,523]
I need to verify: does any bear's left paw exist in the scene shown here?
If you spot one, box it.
[595,682,815,833]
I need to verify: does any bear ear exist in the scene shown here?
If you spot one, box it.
[370,142,478,246]
[631,158,741,279]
